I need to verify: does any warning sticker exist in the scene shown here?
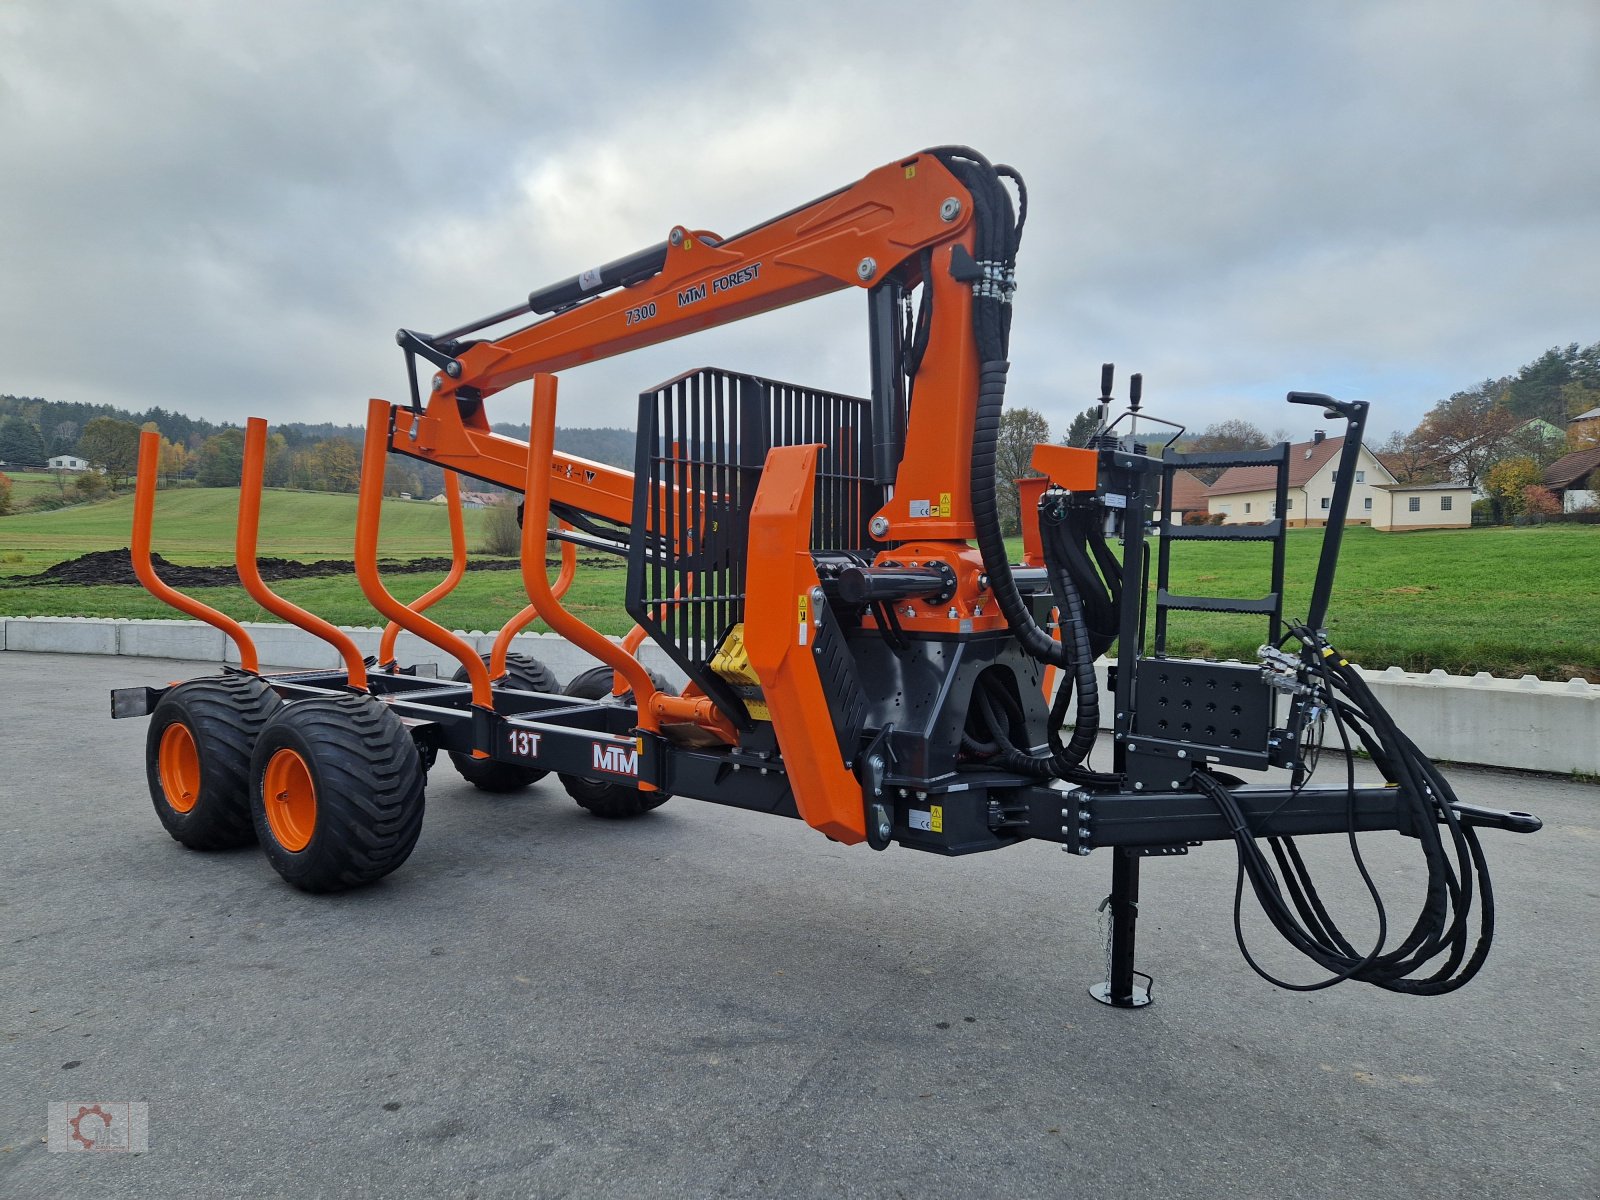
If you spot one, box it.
[938,492,952,517]
[797,593,809,646]
[909,499,931,518]
[909,806,944,833]
[579,266,604,291]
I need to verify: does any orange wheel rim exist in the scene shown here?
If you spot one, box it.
[158,723,201,813]
[262,747,316,852]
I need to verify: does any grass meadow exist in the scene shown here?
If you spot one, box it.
[1,488,1595,679]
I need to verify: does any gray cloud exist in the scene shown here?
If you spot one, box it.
[2,0,1596,443]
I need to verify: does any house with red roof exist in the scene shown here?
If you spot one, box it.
[1205,431,1398,527]
[1544,446,1600,513]
[1164,468,1211,522]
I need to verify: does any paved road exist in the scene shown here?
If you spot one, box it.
[1,651,1594,1199]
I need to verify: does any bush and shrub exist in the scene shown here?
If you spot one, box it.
[479,494,522,556]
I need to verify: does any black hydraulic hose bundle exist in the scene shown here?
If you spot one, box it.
[930,148,1062,670]
[958,503,1118,779]
[1196,626,1495,994]
[932,146,1121,781]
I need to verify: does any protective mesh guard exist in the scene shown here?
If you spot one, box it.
[626,367,880,726]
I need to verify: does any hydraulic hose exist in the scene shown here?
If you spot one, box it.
[1201,625,1495,994]
[927,147,1066,672]
[930,146,1127,780]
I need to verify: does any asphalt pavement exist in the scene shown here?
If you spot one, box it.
[1,651,1594,1199]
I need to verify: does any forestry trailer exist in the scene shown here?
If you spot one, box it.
[112,146,1540,1006]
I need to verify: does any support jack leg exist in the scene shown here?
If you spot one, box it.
[1090,848,1153,1008]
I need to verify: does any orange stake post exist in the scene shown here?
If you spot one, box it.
[130,431,260,673]
[520,374,659,735]
[487,524,576,678]
[378,470,468,669]
[238,419,368,690]
[355,400,493,710]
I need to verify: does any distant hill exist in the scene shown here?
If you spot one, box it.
[0,393,640,486]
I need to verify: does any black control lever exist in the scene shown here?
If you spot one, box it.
[1284,390,1369,634]
[1095,362,1115,434]
[1288,390,1363,422]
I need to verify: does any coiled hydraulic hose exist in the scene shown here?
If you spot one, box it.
[1200,625,1494,994]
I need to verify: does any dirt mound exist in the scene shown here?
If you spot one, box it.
[12,548,529,588]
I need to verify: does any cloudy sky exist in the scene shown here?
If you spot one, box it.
[2,1,1596,442]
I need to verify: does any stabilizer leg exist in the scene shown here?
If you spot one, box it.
[1090,848,1153,1008]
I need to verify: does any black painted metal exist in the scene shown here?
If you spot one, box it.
[1102,849,1146,1006]
[626,367,882,729]
[1156,443,1291,653]
[527,241,670,314]
[1287,393,1370,635]
[845,630,1051,784]
[1019,783,1423,846]
[1133,658,1272,756]
[867,280,907,488]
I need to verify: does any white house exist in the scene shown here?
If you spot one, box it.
[1370,482,1473,530]
[1206,432,1397,526]
[48,455,91,472]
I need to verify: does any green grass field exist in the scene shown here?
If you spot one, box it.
[0,470,75,510]
[0,488,489,576]
[1156,524,1598,680]
[2,489,1596,678]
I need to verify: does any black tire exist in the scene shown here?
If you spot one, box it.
[558,665,673,819]
[145,674,283,851]
[447,652,561,792]
[249,694,426,893]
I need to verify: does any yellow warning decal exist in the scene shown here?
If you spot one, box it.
[930,804,943,833]
[938,492,952,517]
[797,593,809,646]
[904,165,917,179]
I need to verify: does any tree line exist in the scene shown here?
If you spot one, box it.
[1375,341,1599,519]
[0,395,639,513]
[7,338,1595,524]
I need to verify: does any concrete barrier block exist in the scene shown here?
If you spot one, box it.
[229,623,341,670]
[4,617,120,656]
[1358,666,1597,775]
[339,627,384,662]
[117,619,228,661]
